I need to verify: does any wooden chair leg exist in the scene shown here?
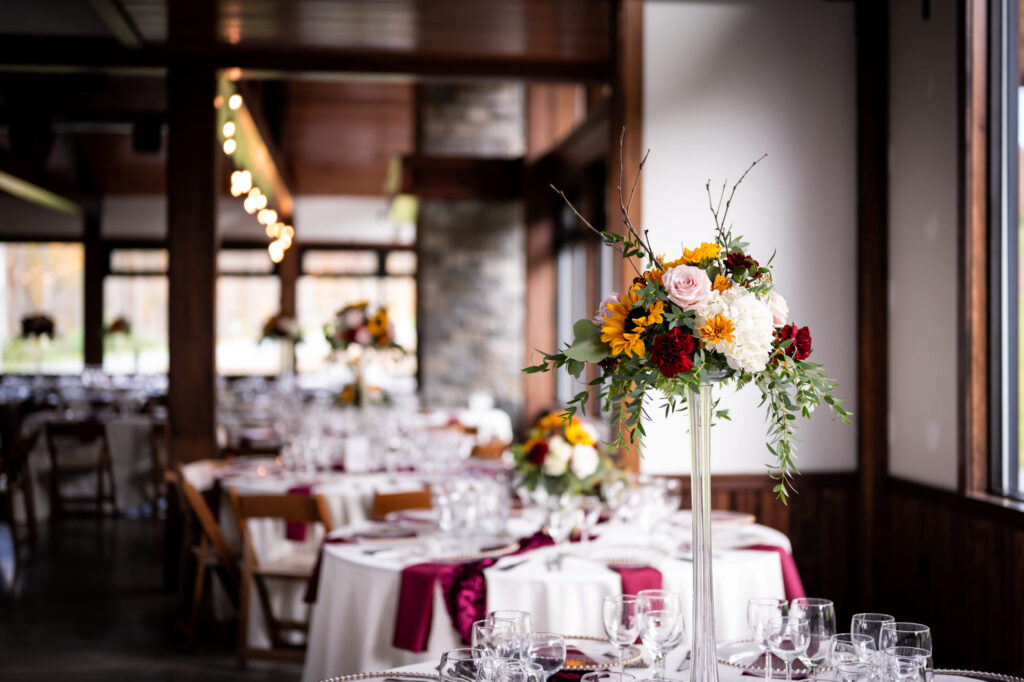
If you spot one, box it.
[237,549,252,669]
[186,538,209,649]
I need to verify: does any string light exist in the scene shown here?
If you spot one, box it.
[257,208,278,226]
[279,224,294,240]
[243,187,264,214]
[222,121,236,138]
[226,67,242,82]
[268,240,285,263]
[265,222,281,239]
[222,138,237,155]
[230,170,252,197]
[278,231,293,249]
[213,94,224,109]
[228,94,243,110]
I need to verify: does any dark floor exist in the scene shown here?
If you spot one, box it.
[0,518,299,681]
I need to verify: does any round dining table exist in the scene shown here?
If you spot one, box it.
[301,518,794,682]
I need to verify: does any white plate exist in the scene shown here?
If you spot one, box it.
[561,636,643,671]
[569,544,670,568]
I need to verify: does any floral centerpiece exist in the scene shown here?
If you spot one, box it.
[324,302,401,352]
[20,314,55,339]
[512,411,618,498]
[104,316,132,336]
[336,381,388,407]
[260,313,301,343]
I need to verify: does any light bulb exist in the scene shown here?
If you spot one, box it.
[254,193,267,210]
[257,209,277,226]
[213,94,224,109]
[222,121,236,138]
[226,67,242,82]
[237,170,252,192]
[279,224,294,239]
[228,94,243,110]
[222,138,237,155]
[278,234,292,249]
[265,222,281,238]
[268,240,284,263]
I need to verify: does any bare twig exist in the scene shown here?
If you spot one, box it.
[719,153,767,239]
[549,184,643,277]
[616,127,657,265]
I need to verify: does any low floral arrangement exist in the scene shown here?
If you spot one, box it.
[104,317,132,336]
[260,313,301,343]
[20,314,55,340]
[526,149,850,502]
[324,302,401,352]
[512,411,619,497]
[336,381,387,407]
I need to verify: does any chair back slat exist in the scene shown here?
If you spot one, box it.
[230,491,334,531]
[371,489,432,520]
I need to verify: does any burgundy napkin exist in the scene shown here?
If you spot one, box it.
[392,531,556,652]
[740,653,809,679]
[742,545,806,600]
[330,461,346,472]
[285,485,313,542]
[610,565,663,595]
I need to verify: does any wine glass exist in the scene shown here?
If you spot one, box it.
[488,610,533,660]
[640,608,685,680]
[767,617,810,682]
[637,590,684,678]
[526,632,566,682]
[602,595,641,675]
[747,598,789,679]
[473,619,518,659]
[440,648,486,682]
[830,633,876,682]
[578,496,603,542]
[851,613,895,680]
[882,647,930,682]
[879,623,932,677]
[789,598,836,680]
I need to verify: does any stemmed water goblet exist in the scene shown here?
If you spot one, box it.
[829,633,876,682]
[789,598,836,680]
[767,617,810,682]
[602,595,641,675]
[578,496,603,543]
[488,609,533,660]
[526,632,566,682]
[747,598,789,679]
[544,500,581,570]
[637,590,684,680]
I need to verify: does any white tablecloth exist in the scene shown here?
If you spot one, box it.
[18,411,156,521]
[301,521,792,682]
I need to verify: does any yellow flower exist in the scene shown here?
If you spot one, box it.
[699,314,736,345]
[340,385,356,404]
[600,291,666,357]
[536,411,573,433]
[711,274,733,293]
[565,421,595,446]
[683,242,723,264]
[642,255,686,286]
[367,309,389,337]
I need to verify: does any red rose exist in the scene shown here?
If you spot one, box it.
[651,327,696,378]
[528,439,549,465]
[725,252,759,273]
[777,323,812,360]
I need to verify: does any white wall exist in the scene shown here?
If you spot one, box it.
[640,0,857,474]
[887,0,959,489]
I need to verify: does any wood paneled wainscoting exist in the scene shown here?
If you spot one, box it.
[876,479,1024,673]
[665,472,860,626]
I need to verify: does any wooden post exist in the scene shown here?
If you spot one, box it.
[166,66,219,465]
[83,209,104,367]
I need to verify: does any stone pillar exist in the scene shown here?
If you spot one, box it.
[416,84,527,425]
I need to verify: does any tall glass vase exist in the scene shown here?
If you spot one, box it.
[688,382,719,682]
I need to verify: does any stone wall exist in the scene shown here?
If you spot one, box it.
[417,83,526,425]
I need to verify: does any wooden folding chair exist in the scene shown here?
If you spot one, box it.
[0,431,40,556]
[371,489,433,520]
[175,463,240,648]
[44,419,117,521]
[149,420,168,511]
[229,489,334,668]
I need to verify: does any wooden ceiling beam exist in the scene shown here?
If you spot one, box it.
[400,155,523,200]
[88,0,144,49]
[0,38,610,84]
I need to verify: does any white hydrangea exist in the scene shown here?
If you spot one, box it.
[695,287,775,374]
[544,435,572,476]
[569,444,600,478]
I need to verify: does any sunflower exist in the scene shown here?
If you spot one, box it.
[601,291,666,357]
[711,274,733,293]
[683,242,723,264]
[699,314,736,346]
[536,411,573,433]
[367,309,389,337]
[564,421,596,446]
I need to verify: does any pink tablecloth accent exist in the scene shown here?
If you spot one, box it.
[743,544,805,600]
[610,565,663,595]
[285,485,313,541]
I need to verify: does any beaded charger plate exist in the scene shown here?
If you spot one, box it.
[717,640,830,675]
[431,540,521,564]
[320,672,438,682]
[561,635,643,671]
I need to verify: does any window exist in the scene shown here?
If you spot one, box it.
[295,248,417,376]
[104,249,168,375]
[989,0,1024,499]
[0,242,84,374]
[217,249,281,376]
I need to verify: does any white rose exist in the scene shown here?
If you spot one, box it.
[543,436,572,476]
[594,293,620,325]
[768,292,789,328]
[570,444,600,478]
[662,265,712,310]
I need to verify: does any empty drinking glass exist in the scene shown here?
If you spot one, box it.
[829,633,876,682]
[789,598,836,680]
[488,610,533,660]
[473,619,518,659]
[581,673,637,682]
[882,647,930,682]
[767,617,811,682]
[879,623,932,678]
[578,496,603,543]
[748,598,789,679]
[602,595,641,675]
[851,613,895,680]
[640,608,685,680]
[527,632,567,682]
[440,648,486,682]
[496,660,545,682]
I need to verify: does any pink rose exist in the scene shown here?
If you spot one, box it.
[594,293,620,324]
[661,265,712,310]
[768,292,789,328]
[354,328,373,345]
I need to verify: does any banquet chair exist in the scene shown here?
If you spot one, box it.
[175,465,239,648]
[229,489,334,668]
[149,420,168,510]
[0,431,40,557]
[371,489,432,520]
[44,419,117,521]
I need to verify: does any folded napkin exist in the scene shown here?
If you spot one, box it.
[610,565,663,595]
[392,531,555,652]
[285,485,313,542]
[740,653,809,679]
[741,545,805,600]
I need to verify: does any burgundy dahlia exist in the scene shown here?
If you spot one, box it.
[725,251,759,273]
[777,323,812,360]
[650,327,696,378]
[527,439,549,466]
